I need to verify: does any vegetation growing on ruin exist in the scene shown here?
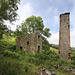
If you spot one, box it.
[0,34,75,75]
[0,1,75,74]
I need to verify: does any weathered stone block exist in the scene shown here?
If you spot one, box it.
[59,12,71,60]
[16,32,42,54]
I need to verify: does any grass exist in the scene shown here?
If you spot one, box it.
[50,47,58,54]
[0,34,75,75]
[0,50,75,75]
[0,53,39,75]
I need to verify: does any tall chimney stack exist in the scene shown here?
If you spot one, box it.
[59,12,71,60]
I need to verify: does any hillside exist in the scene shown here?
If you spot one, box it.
[50,44,75,53]
[0,35,75,75]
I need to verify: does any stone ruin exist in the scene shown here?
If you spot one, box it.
[16,12,71,60]
[16,32,42,54]
[59,12,71,60]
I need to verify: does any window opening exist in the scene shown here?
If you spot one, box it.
[27,42,29,45]
[38,35,40,38]
[20,46,22,49]
[38,46,40,53]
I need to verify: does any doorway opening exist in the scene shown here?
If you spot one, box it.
[38,45,40,53]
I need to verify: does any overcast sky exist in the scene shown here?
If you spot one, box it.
[7,0,75,47]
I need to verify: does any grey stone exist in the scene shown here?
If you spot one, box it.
[16,32,42,54]
[59,12,71,60]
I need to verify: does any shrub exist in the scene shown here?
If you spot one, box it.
[25,66,28,72]
[3,50,20,58]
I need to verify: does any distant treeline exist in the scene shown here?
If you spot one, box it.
[50,44,59,49]
[50,44,75,52]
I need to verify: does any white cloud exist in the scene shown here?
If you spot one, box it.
[6,2,34,31]
[48,31,75,47]
[47,0,75,47]
[17,3,34,22]
[70,1,75,47]
[5,0,75,47]
[48,32,59,44]
[70,31,75,47]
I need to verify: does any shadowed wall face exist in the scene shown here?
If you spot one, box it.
[16,32,42,54]
[59,13,71,60]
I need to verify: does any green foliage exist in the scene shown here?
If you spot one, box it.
[0,54,25,75]
[71,52,75,68]
[15,15,51,51]
[0,34,16,54]
[0,0,20,39]
[21,16,44,33]
[57,59,71,67]
[71,47,75,53]
[43,28,51,37]
[3,50,20,58]
[36,50,59,61]
[0,0,20,22]
[20,15,51,37]
[0,39,16,52]
[42,37,50,51]
[50,47,58,54]
[50,44,59,49]
[25,50,59,67]
[0,23,8,39]
[25,66,28,72]
[0,34,75,75]
[50,44,75,53]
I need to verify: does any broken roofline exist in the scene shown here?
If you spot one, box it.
[60,12,70,16]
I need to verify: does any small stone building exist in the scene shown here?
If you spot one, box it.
[16,32,42,54]
[59,12,71,60]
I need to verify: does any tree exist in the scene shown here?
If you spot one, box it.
[14,25,23,36]
[42,36,50,51]
[0,0,20,39]
[21,16,51,37]
[16,15,51,51]
[21,16,44,33]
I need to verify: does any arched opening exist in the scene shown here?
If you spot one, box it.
[20,46,22,49]
[38,45,40,53]
[27,41,29,45]
[38,35,40,38]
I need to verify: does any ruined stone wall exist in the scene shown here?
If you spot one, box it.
[59,13,71,60]
[16,32,42,54]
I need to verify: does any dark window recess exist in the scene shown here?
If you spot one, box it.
[38,46,40,53]
[27,42,29,45]
[59,51,60,54]
[38,35,40,38]
[68,53,70,56]
[20,46,22,49]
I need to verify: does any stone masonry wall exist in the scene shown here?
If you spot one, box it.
[16,32,42,54]
[59,13,71,60]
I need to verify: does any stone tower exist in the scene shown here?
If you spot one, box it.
[16,32,42,54]
[59,13,71,60]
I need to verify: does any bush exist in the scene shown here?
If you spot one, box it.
[33,50,59,66]
[15,49,25,55]
[25,66,28,72]
[3,50,20,58]
[42,37,50,51]
[71,52,75,68]
[0,40,16,52]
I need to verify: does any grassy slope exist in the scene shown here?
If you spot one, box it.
[0,35,75,75]
[50,47,58,54]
